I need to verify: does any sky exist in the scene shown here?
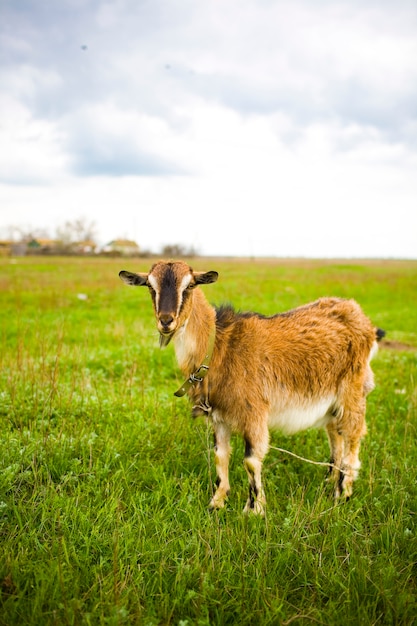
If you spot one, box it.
[1,0,416,258]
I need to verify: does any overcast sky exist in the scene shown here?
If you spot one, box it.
[1,0,416,258]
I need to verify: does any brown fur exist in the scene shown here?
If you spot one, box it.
[120,261,382,514]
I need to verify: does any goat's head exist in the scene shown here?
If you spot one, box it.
[119,261,218,346]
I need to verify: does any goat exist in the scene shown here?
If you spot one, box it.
[119,260,383,514]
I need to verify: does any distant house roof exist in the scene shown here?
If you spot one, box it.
[71,240,97,252]
[103,239,140,255]
[77,239,97,248]
[107,239,140,248]
[26,238,60,248]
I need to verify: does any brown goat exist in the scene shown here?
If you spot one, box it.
[119,260,383,514]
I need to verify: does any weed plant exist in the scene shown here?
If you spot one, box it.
[1,256,417,625]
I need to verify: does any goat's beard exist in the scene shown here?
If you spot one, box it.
[159,332,173,348]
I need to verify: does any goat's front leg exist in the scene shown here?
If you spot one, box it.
[209,422,231,510]
[243,426,269,515]
[327,396,367,499]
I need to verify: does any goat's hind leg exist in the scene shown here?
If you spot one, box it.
[209,422,231,510]
[326,420,345,498]
[340,423,366,499]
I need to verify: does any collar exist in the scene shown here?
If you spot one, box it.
[174,325,216,398]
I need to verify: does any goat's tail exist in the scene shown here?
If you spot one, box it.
[376,328,386,342]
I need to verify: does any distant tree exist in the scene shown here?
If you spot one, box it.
[161,244,198,257]
[8,225,50,241]
[55,217,98,247]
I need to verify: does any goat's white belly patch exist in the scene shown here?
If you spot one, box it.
[268,396,335,435]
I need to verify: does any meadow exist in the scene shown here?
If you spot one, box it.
[1,256,416,625]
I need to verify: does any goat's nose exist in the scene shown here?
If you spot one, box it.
[159,314,174,328]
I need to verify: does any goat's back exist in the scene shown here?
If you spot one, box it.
[211,297,376,408]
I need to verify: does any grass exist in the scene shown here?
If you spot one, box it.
[1,255,417,625]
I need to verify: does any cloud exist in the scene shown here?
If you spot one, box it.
[0,0,416,257]
[65,103,188,177]
[4,0,417,126]
[0,96,69,184]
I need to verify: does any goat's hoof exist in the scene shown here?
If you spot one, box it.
[243,500,265,516]
[333,488,352,502]
[209,496,226,510]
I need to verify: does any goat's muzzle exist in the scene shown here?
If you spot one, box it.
[159,313,174,329]
[157,313,176,347]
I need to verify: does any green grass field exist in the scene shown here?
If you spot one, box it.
[1,256,416,625]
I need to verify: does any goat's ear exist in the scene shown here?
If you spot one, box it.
[194,271,218,285]
[119,270,148,286]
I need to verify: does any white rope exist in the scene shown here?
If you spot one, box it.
[269,445,344,474]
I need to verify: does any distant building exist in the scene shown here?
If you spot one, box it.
[70,240,98,254]
[102,239,141,256]
[26,238,61,253]
[0,240,12,256]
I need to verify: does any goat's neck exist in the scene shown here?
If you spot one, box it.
[173,289,216,376]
